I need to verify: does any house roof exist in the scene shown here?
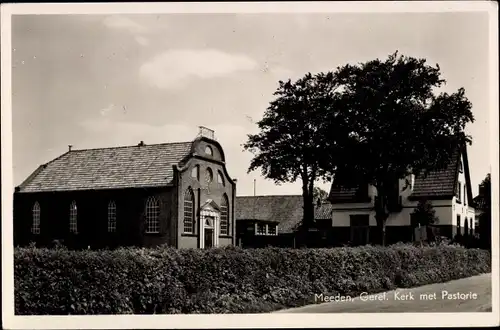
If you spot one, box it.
[16,141,195,193]
[329,146,472,203]
[235,195,334,233]
[409,148,461,199]
[315,202,334,220]
[329,187,364,204]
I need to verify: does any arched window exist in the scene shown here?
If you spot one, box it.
[183,188,195,234]
[217,171,225,186]
[220,194,229,236]
[191,165,200,180]
[205,167,213,184]
[108,200,117,233]
[32,201,41,234]
[145,196,160,233]
[69,200,78,234]
[205,146,213,156]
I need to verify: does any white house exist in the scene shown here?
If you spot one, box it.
[328,146,475,245]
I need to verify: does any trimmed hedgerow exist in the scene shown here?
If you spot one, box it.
[14,244,491,314]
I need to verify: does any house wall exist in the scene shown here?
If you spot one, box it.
[236,220,294,248]
[177,139,236,249]
[330,170,476,244]
[452,154,476,236]
[13,187,176,249]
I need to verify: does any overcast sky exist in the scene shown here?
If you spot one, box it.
[11,11,491,197]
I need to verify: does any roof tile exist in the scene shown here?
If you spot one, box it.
[18,142,193,192]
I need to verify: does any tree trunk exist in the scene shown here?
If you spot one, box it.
[302,183,315,229]
[375,213,388,246]
[375,185,389,246]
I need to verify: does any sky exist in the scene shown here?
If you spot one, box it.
[11,11,492,197]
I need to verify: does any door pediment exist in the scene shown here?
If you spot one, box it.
[200,199,220,212]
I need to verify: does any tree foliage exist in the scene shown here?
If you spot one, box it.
[331,51,474,245]
[477,173,491,250]
[243,72,347,229]
[411,199,439,226]
[244,51,474,243]
[313,187,329,204]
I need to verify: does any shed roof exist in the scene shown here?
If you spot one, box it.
[236,195,334,233]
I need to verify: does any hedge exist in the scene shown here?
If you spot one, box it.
[14,244,491,314]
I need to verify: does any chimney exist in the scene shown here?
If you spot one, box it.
[68,145,73,152]
[479,183,487,196]
[138,141,145,147]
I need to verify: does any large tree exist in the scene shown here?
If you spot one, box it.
[243,73,348,231]
[331,51,474,246]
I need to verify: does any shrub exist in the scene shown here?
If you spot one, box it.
[14,244,491,314]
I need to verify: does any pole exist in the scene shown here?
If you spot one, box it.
[253,179,256,196]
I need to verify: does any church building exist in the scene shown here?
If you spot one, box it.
[13,127,237,249]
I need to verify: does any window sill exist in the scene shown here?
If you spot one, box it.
[219,235,232,239]
[144,232,162,236]
[181,233,197,237]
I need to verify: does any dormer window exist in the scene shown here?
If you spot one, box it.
[205,146,213,156]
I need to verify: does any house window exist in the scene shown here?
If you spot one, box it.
[108,201,117,233]
[69,201,78,234]
[31,201,41,234]
[267,224,278,235]
[217,171,225,186]
[183,188,195,234]
[350,214,369,246]
[191,165,200,180]
[456,214,461,236]
[205,146,213,156]
[456,182,462,203]
[220,194,229,235]
[145,196,160,233]
[205,167,213,183]
[256,223,266,235]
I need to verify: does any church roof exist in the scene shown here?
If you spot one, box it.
[16,141,194,193]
